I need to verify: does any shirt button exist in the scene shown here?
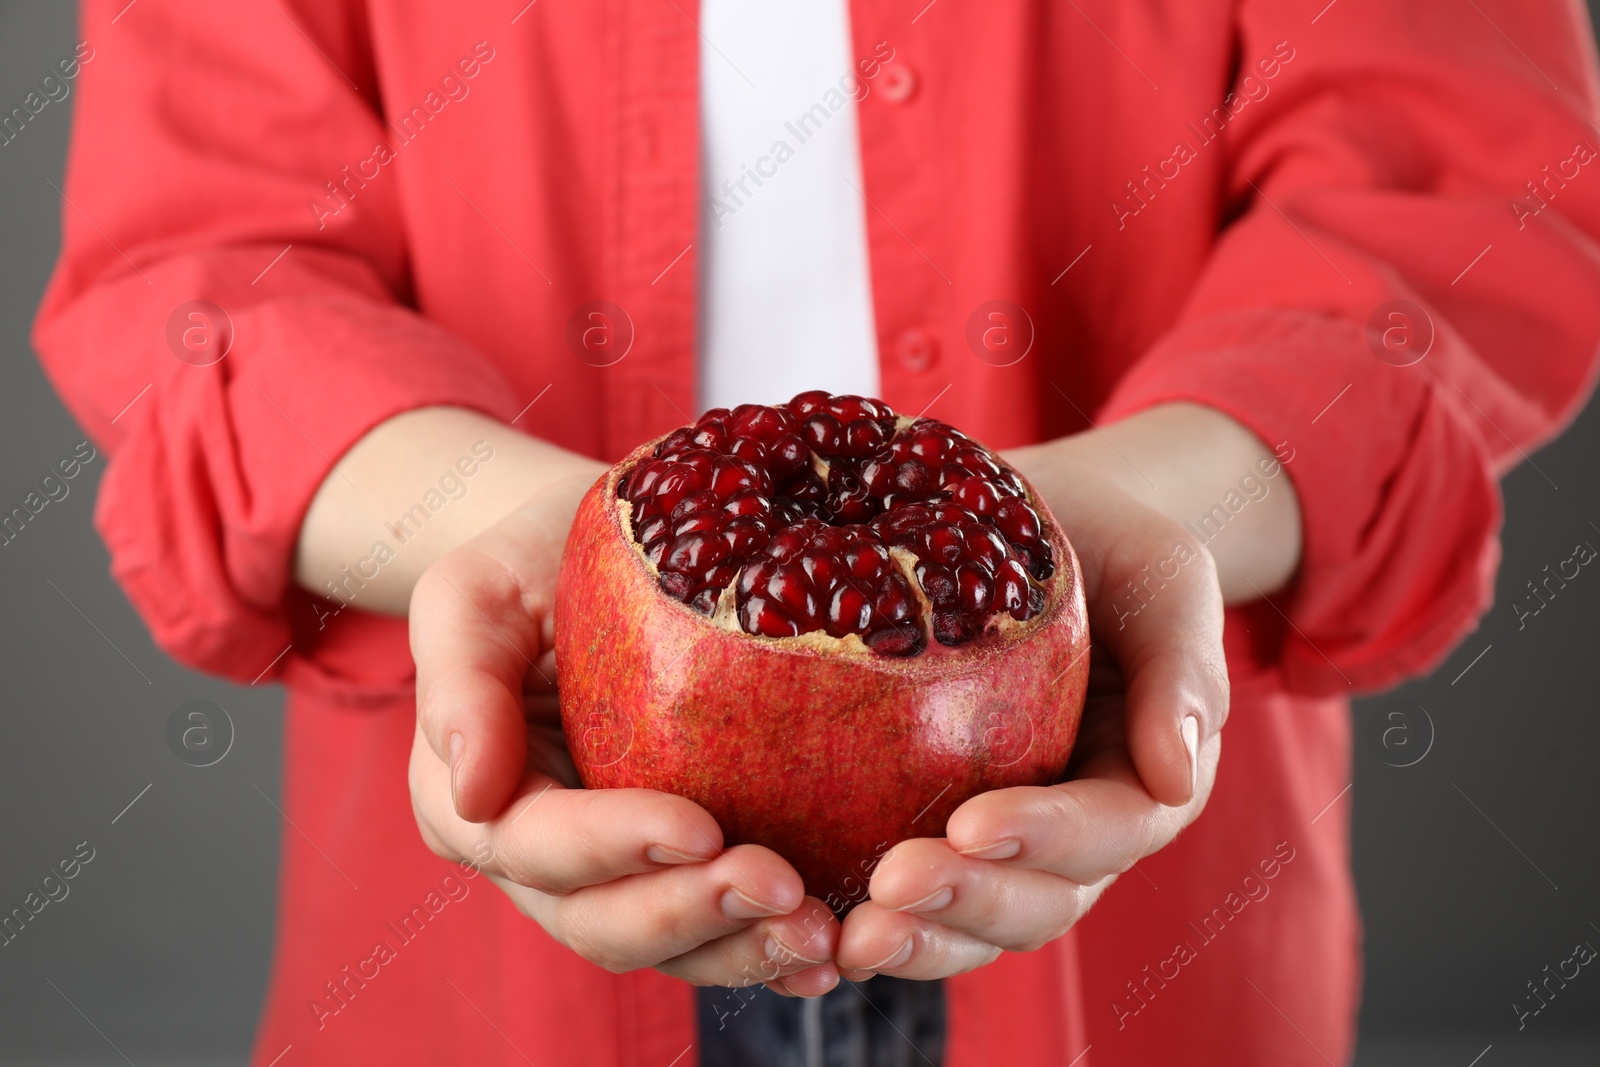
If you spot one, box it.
[879,63,917,104]
[895,327,938,373]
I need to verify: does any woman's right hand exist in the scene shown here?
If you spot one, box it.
[407,467,842,996]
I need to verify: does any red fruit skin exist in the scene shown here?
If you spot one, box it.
[555,440,1090,910]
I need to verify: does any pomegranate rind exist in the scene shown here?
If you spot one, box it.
[555,437,1090,906]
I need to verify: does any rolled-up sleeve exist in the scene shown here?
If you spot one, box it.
[32,0,520,682]
[1101,0,1600,695]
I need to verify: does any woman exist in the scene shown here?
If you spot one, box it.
[35,0,1600,1063]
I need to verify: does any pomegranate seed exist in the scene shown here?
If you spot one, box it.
[671,489,719,522]
[788,390,832,417]
[677,449,718,475]
[929,502,973,526]
[875,576,916,623]
[627,460,665,500]
[864,623,924,657]
[742,596,801,637]
[801,412,844,453]
[767,563,818,621]
[825,395,875,421]
[967,526,1009,569]
[910,428,952,463]
[722,489,770,518]
[995,497,1041,542]
[738,557,778,598]
[692,420,728,451]
[938,463,974,489]
[953,476,1001,517]
[841,418,887,457]
[952,447,1003,479]
[723,516,770,556]
[658,570,693,600]
[916,561,958,607]
[730,437,769,465]
[769,433,810,480]
[765,527,810,562]
[800,550,843,589]
[810,526,849,555]
[892,458,933,497]
[636,516,668,544]
[828,584,873,636]
[709,461,754,498]
[828,489,877,523]
[673,512,722,536]
[956,562,993,615]
[932,609,974,647]
[880,503,932,536]
[1014,543,1054,581]
[688,587,721,615]
[731,405,794,441]
[922,524,965,566]
[656,427,695,456]
[858,456,896,495]
[651,468,705,515]
[666,531,727,572]
[782,472,826,504]
[845,542,890,580]
[996,559,1030,615]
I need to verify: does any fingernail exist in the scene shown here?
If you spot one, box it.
[449,732,465,815]
[646,844,710,865]
[862,937,913,973]
[895,886,953,914]
[780,967,839,998]
[958,838,1020,861]
[763,934,824,966]
[1181,714,1200,801]
[721,887,788,921]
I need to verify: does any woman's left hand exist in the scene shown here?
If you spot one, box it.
[833,406,1279,980]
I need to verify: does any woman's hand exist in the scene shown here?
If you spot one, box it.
[406,465,844,996]
[298,406,842,994]
[834,404,1299,980]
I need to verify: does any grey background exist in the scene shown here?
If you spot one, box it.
[2,2,1598,1063]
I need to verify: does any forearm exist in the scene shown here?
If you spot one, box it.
[294,407,604,614]
[1012,403,1302,604]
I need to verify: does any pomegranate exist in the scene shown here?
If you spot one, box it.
[555,392,1089,908]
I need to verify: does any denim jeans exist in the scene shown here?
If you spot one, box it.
[697,976,946,1067]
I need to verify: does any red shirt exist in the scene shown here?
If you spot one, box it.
[36,1,1600,1063]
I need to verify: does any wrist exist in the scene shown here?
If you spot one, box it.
[294,406,604,615]
[1014,403,1302,604]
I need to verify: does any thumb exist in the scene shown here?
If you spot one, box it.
[411,547,546,822]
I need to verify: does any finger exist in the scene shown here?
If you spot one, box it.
[537,845,806,973]
[657,896,840,987]
[411,548,546,821]
[410,724,725,893]
[835,902,1001,982]
[1093,520,1229,808]
[774,964,842,998]
[864,838,1104,953]
[946,770,1204,885]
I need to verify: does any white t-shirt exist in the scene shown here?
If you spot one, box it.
[697,0,880,413]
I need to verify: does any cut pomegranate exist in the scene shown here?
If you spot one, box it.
[616,392,1055,656]
[556,395,1090,902]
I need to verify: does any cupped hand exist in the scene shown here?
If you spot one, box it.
[835,437,1232,981]
[407,465,842,995]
